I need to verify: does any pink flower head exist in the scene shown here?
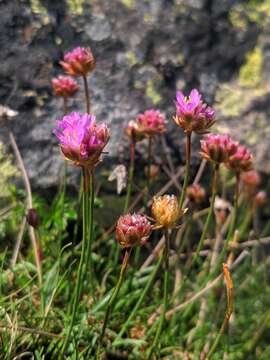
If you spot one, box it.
[227,144,253,173]
[174,89,215,134]
[116,213,152,248]
[60,47,95,77]
[186,183,206,204]
[200,134,238,164]
[136,109,166,137]
[51,76,79,98]
[53,112,109,168]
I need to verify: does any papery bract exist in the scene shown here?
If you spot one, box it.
[200,134,238,164]
[115,213,152,248]
[174,89,215,134]
[60,47,95,77]
[53,112,109,169]
[152,195,184,228]
[51,76,79,98]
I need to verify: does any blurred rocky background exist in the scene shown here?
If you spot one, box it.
[0,0,270,188]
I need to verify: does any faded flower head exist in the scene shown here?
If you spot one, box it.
[60,47,95,77]
[53,112,109,168]
[174,89,215,134]
[200,134,238,164]
[241,170,261,195]
[227,144,253,173]
[115,213,152,248]
[51,76,79,98]
[136,109,166,137]
[125,120,142,142]
[187,183,206,204]
[254,190,267,206]
[152,194,185,228]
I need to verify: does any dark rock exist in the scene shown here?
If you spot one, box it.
[0,0,268,189]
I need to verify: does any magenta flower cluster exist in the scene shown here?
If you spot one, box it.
[53,112,109,169]
[200,134,238,164]
[174,89,215,134]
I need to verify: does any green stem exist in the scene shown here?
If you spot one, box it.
[216,173,240,271]
[83,170,95,295]
[147,229,170,359]
[83,75,90,113]
[144,136,153,206]
[113,251,163,344]
[179,132,191,208]
[61,168,89,356]
[63,97,68,115]
[99,248,132,346]
[206,314,230,359]
[192,164,219,265]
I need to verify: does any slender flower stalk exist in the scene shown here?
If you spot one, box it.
[179,131,191,207]
[113,252,163,344]
[99,248,132,345]
[61,169,89,356]
[206,263,234,359]
[100,214,151,347]
[83,75,91,113]
[192,163,219,265]
[147,229,170,359]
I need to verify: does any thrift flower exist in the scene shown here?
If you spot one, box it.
[125,120,142,142]
[174,89,215,134]
[136,109,166,137]
[51,76,79,98]
[60,47,95,77]
[53,112,109,169]
[227,144,253,173]
[187,183,206,204]
[241,170,261,195]
[200,134,238,164]
[116,213,152,248]
[152,195,185,228]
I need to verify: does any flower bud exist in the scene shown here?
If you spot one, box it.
[200,134,238,164]
[151,195,185,228]
[227,144,253,173]
[254,191,267,206]
[26,208,40,229]
[186,183,206,204]
[125,120,142,142]
[60,47,95,77]
[144,164,160,180]
[115,213,152,248]
[51,76,79,98]
[136,109,166,137]
[174,89,215,134]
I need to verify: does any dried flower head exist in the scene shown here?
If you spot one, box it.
[51,76,79,98]
[200,134,238,164]
[136,109,166,137]
[187,183,206,204]
[60,47,95,77]
[227,144,253,173]
[53,112,109,169]
[115,213,152,248]
[152,195,185,228]
[174,89,215,134]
